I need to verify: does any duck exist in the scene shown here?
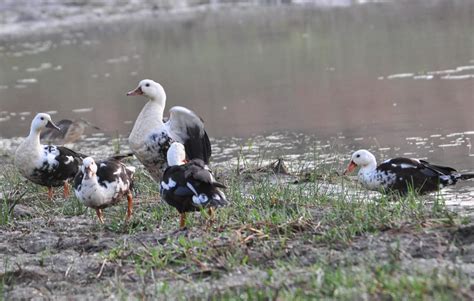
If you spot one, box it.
[160,142,228,229]
[344,149,474,195]
[73,154,135,223]
[14,113,85,200]
[41,118,101,144]
[127,79,211,182]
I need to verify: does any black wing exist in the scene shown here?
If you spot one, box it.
[167,106,212,164]
[57,146,87,159]
[377,157,453,194]
[185,159,226,188]
[419,160,457,175]
[184,126,211,164]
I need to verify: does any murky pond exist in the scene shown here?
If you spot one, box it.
[0,0,473,198]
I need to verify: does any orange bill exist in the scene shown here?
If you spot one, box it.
[126,86,143,96]
[343,161,357,175]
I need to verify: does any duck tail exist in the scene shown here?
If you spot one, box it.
[213,181,227,189]
[459,173,474,181]
[210,189,229,207]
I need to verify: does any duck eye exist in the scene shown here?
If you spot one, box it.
[356,154,360,158]
[145,83,150,87]
[40,117,44,120]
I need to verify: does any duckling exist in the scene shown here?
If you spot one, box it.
[73,154,135,223]
[14,113,85,199]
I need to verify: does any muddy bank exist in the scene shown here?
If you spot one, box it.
[1,134,474,298]
[2,189,474,299]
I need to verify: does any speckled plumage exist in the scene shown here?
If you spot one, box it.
[74,154,135,223]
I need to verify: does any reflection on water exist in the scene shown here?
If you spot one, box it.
[0,1,473,179]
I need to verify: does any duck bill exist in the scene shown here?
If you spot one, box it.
[126,86,143,96]
[84,166,93,179]
[343,161,357,175]
[45,120,60,131]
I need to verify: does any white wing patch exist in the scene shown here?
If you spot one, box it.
[192,194,209,206]
[186,182,198,195]
[161,178,177,190]
[400,163,416,169]
[64,156,74,165]
[43,146,59,169]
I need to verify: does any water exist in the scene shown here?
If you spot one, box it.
[0,1,473,176]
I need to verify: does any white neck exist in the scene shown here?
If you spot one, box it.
[357,160,378,189]
[83,173,99,183]
[14,125,42,168]
[129,100,165,148]
[358,160,377,176]
[167,142,186,166]
[27,126,42,147]
[167,152,185,167]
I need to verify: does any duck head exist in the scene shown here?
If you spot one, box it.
[344,149,377,175]
[127,79,166,102]
[167,142,187,166]
[82,157,98,179]
[31,113,60,134]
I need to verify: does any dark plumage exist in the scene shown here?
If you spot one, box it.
[345,149,474,195]
[184,125,212,165]
[30,145,85,187]
[160,142,227,229]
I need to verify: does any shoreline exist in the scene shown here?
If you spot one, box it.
[0,0,383,39]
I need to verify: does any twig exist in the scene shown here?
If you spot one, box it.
[65,265,73,277]
[96,259,107,279]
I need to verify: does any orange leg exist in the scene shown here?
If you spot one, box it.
[63,182,70,198]
[179,212,187,229]
[126,192,133,221]
[96,209,105,224]
[208,207,215,220]
[206,207,216,230]
[48,187,54,200]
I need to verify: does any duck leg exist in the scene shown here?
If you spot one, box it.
[179,212,187,229]
[47,187,54,200]
[96,209,105,224]
[63,182,70,198]
[206,207,215,230]
[126,192,133,221]
[208,207,215,220]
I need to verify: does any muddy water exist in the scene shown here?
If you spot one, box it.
[0,1,473,176]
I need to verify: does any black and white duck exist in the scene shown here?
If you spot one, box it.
[14,113,85,199]
[344,149,474,195]
[160,142,228,229]
[73,154,135,223]
[127,79,211,182]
